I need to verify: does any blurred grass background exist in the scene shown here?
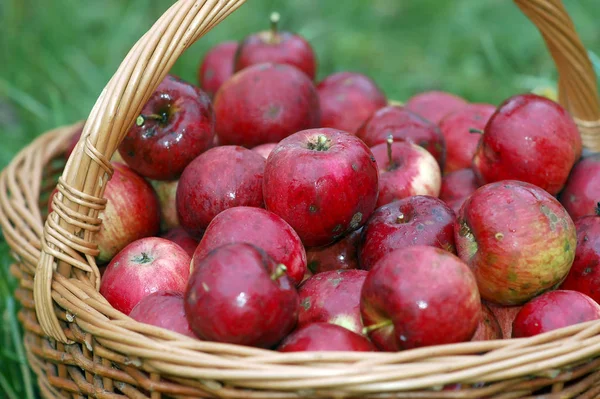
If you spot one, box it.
[1,0,599,397]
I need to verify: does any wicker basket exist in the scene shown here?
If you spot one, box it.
[3,0,600,397]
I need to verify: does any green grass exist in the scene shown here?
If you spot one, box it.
[1,0,599,397]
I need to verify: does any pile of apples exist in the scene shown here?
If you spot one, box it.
[55,13,600,353]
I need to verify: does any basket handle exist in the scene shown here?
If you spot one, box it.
[35,0,600,344]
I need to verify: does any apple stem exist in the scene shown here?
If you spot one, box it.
[395,213,405,224]
[270,264,287,281]
[269,12,280,43]
[136,113,167,126]
[595,202,600,216]
[469,128,484,135]
[362,319,393,335]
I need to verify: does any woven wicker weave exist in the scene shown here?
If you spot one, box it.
[2,0,600,397]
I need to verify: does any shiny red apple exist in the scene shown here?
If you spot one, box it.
[471,302,502,341]
[405,90,468,124]
[252,142,278,159]
[198,41,238,98]
[559,154,600,220]
[277,322,375,352]
[160,227,199,258]
[129,291,196,338]
[439,168,479,214]
[306,228,361,274]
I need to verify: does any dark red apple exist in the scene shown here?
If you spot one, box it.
[512,290,600,338]
[150,179,179,231]
[405,90,468,124]
[455,180,576,305]
[129,291,196,338]
[214,63,320,148]
[370,137,441,207]
[317,71,387,134]
[439,168,479,214]
[559,207,600,304]
[297,269,367,335]
[471,302,502,341]
[198,41,238,98]
[306,228,361,274]
[438,103,496,173]
[252,142,278,159]
[559,154,600,220]
[277,322,375,352]
[192,206,306,286]
[176,145,265,238]
[234,12,316,80]
[100,237,191,315]
[160,227,199,258]
[184,242,299,348]
[355,105,446,169]
[95,163,161,263]
[359,195,456,270]
[361,246,481,351]
[485,302,523,339]
[472,94,582,196]
[118,74,215,181]
[263,128,379,247]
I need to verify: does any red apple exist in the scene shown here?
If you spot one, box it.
[184,242,299,348]
[559,154,600,220]
[355,105,446,169]
[234,12,316,80]
[100,237,191,315]
[160,227,199,258]
[198,41,238,98]
[471,303,502,341]
[306,228,361,274]
[512,290,600,338]
[252,142,278,159]
[263,128,379,247]
[297,269,367,335]
[559,208,600,303]
[317,71,387,134]
[485,302,523,339]
[214,63,320,148]
[439,168,479,214]
[370,137,441,207]
[129,291,196,338]
[176,145,265,238]
[455,180,576,305]
[359,195,456,270]
[192,206,306,286]
[277,322,375,352]
[405,90,468,124]
[438,103,496,173]
[118,74,215,181]
[95,163,161,263]
[472,94,582,196]
[361,246,481,351]
[150,179,179,231]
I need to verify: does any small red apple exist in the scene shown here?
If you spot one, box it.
[359,195,456,270]
[118,75,215,181]
[455,180,576,305]
[438,103,496,173]
[297,269,367,335]
[355,105,446,169]
[129,291,196,338]
[485,301,523,339]
[184,242,299,348]
[100,237,191,315]
[214,63,320,148]
[471,303,502,341]
[559,154,600,220]
[198,41,238,98]
[439,168,479,214]
[150,179,179,231]
[263,128,379,247]
[160,227,199,258]
[370,137,441,207]
[559,207,600,304]
[176,145,266,238]
[472,94,582,196]
[234,12,316,80]
[512,290,600,338]
[306,228,361,274]
[277,322,375,352]
[405,90,468,124]
[95,163,161,263]
[317,71,387,134]
[192,206,306,286]
[252,142,278,159]
[361,246,481,351]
